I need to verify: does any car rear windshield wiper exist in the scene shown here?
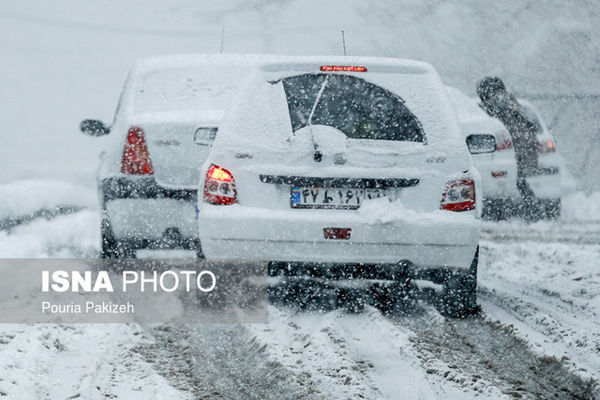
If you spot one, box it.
[306,75,330,162]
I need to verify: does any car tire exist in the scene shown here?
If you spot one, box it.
[543,198,561,220]
[438,247,479,318]
[195,242,205,259]
[371,279,414,315]
[482,198,512,221]
[335,287,365,313]
[100,216,136,259]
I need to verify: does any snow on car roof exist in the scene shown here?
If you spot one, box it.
[256,56,434,75]
[132,53,276,73]
[132,53,435,75]
[129,54,432,117]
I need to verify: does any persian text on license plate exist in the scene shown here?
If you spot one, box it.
[290,187,385,209]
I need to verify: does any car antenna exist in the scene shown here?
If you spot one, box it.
[220,25,225,53]
[341,30,347,56]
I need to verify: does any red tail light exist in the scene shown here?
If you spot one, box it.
[538,139,556,153]
[121,126,153,175]
[204,164,237,205]
[441,174,476,212]
[496,130,513,151]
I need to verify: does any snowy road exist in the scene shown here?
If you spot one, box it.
[0,193,598,399]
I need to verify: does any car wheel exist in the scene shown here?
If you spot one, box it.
[543,198,561,219]
[100,217,136,259]
[333,287,365,313]
[438,248,479,318]
[371,279,414,315]
[195,242,205,259]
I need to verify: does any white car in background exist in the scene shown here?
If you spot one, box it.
[198,56,483,316]
[80,55,259,258]
[446,86,520,219]
[518,99,563,218]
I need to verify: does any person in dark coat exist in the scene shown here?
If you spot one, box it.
[476,76,542,219]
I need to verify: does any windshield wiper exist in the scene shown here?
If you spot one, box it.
[307,75,329,162]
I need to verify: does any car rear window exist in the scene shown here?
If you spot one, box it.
[281,73,425,142]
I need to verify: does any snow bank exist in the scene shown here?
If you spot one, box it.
[562,191,600,222]
[0,179,97,220]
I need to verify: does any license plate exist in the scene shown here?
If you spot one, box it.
[290,187,386,209]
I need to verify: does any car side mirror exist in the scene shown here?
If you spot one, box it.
[80,119,110,136]
[194,127,218,146]
[466,134,496,154]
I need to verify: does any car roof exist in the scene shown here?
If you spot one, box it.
[131,54,435,75]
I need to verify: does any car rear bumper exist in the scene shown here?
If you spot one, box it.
[106,198,198,240]
[198,205,479,269]
[101,177,198,242]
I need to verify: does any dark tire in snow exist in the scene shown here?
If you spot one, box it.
[482,198,512,221]
[438,247,479,318]
[371,279,414,315]
[335,287,365,313]
[100,216,136,259]
[542,198,561,220]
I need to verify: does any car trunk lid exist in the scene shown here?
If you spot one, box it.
[139,111,222,188]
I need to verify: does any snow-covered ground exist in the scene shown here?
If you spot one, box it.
[0,188,597,399]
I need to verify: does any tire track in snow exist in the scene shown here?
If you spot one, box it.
[399,305,598,399]
[249,306,384,399]
[135,323,321,400]
[479,220,600,392]
[249,304,508,399]
[479,285,600,385]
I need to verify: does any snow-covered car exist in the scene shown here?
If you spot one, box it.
[80,55,254,258]
[197,56,482,316]
[517,99,562,218]
[446,86,520,219]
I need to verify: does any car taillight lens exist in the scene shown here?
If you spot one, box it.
[441,175,476,212]
[496,130,513,151]
[538,139,556,153]
[204,164,237,205]
[121,126,154,175]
